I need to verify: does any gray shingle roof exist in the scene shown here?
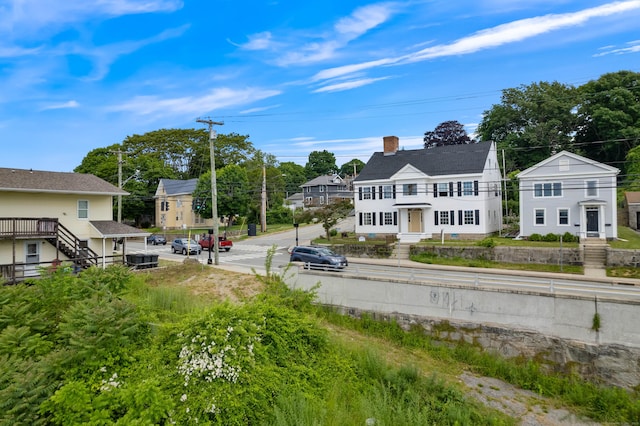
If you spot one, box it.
[160,178,198,195]
[354,142,492,182]
[0,167,127,195]
[90,221,150,238]
[301,174,344,187]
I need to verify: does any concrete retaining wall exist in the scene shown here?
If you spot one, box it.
[285,268,640,389]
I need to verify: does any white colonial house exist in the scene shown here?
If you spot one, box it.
[517,151,619,240]
[353,136,502,242]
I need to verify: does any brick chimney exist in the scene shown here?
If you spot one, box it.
[383,136,399,155]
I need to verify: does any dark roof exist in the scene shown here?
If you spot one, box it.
[301,174,344,187]
[0,167,126,195]
[354,142,492,182]
[90,221,150,238]
[160,178,198,195]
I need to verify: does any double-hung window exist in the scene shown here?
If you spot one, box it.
[77,200,89,219]
[363,212,372,225]
[534,209,545,225]
[558,208,569,226]
[439,211,450,225]
[403,183,417,196]
[534,182,562,197]
[437,183,449,197]
[464,210,474,224]
[586,180,598,197]
[382,185,394,199]
[362,187,372,200]
[383,212,393,225]
[462,181,473,196]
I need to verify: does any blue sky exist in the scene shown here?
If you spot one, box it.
[1,0,639,172]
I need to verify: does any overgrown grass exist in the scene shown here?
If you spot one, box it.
[317,308,640,424]
[410,251,584,274]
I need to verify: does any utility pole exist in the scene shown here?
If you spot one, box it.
[109,149,125,223]
[261,165,267,232]
[196,117,224,265]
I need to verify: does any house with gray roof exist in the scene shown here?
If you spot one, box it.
[154,178,213,229]
[0,167,149,282]
[353,136,502,242]
[300,174,352,207]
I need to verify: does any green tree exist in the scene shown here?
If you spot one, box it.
[424,120,473,148]
[477,81,578,173]
[305,150,337,179]
[193,165,251,221]
[339,158,365,177]
[279,162,307,197]
[297,199,353,240]
[576,71,640,173]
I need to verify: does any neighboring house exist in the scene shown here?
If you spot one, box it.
[0,167,148,283]
[284,192,304,211]
[517,151,619,240]
[622,192,640,230]
[353,136,502,242]
[154,178,213,229]
[300,174,352,207]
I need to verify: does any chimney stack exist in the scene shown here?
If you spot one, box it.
[383,136,399,155]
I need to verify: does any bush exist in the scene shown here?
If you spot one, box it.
[329,228,338,237]
[562,232,578,243]
[543,233,559,242]
[476,238,496,248]
[528,233,542,241]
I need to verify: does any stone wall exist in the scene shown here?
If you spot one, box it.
[335,307,640,390]
[409,245,583,265]
[607,248,640,267]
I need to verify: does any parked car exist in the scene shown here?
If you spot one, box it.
[199,235,233,252]
[171,238,202,255]
[147,234,167,245]
[289,246,348,270]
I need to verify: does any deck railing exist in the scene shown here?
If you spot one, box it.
[0,218,58,238]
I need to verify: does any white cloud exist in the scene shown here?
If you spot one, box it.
[312,1,640,82]
[108,87,281,117]
[313,77,390,93]
[235,32,276,51]
[594,39,640,56]
[40,100,80,111]
[239,104,281,114]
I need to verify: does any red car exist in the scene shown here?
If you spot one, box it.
[199,235,233,252]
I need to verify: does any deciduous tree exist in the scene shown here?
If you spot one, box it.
[423,120,473,148]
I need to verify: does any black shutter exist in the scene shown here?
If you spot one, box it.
[457,181,462,197]
[379,212,383,225]
[474,180,479,196]
[372,186,376,200]
[449,182,454,197]
[372,213,376,226]
[359,212,363,226]
[379,186,383,199]
[434,211,439,225]
[433,183,438,198]
[392,185,396,199]
[358,187,362,200]
[458,210,462,225]
[393,212,397,225]
[450,210,455,225]
[475,209,480,225]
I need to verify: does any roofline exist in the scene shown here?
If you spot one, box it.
[0,188,128,196]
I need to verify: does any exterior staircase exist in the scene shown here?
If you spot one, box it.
[391,243,411,260]
[582,238,607,270]
[44,222,99,269]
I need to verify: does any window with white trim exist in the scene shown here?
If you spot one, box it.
[534,182,562,197]
[384,212,393,225]
[319,185,325,192]
[77,200,88,219]
[437,183,449,197]
[403,183,417,196]
[558,208,569,226]
[534,208,545,225]
[586,180,598,197]
[464,210,474,224]
[462,181,473,196]
[362,187,372,199]
[439,211,449,225]
[363,212,372,225]
[382,185,393,199]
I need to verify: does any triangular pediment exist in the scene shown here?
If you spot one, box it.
[517,151,619,179]
[390,164,429,180]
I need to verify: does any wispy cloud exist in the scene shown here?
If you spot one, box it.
[313,76,390,93]
[232,32,278,50]
[239,104,281,114]
[40,100,80,111]
[594,39,640,56]
[312,1,640,83]
[108,87,282,118]
[268,2,398,66]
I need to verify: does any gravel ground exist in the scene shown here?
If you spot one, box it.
[459,372,600,425]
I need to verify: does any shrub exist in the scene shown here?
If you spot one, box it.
[329,228,338,237]
[562,232,578,243]
[528,233,542,241]
[543,233,559,242]
[476,238,496,248]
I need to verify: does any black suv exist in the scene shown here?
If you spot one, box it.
[289,246,348,270]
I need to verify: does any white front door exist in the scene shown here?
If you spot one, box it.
[25,241,40,277]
